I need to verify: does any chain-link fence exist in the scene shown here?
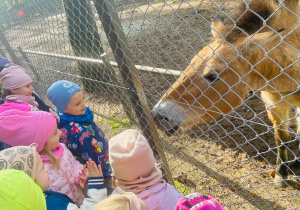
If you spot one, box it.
[1,0,300,209]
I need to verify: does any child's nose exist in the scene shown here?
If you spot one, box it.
[58,129,62,137]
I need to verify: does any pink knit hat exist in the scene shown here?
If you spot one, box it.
[175,193,224,210]
[109,129,156,181]
[0,110,56,153]
[0,64,32,90]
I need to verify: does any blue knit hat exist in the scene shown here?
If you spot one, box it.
[47,80,81,113]
[0,57,11,66]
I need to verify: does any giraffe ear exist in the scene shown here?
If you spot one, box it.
[211,20,231,39]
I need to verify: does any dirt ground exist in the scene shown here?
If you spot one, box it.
[2,0,300,209]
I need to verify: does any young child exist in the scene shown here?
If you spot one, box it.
[109,129,184,210]
[0,145,48,210]
[47,80,112,193]
[93,192,149,210]
[0,170,47,209]
[0,64,38,111]
[0,63,52,111]
[175,192,223,210]
[0,109,87,206]
[0,145,107,210]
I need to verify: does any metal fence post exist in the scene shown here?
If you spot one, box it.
[62,0,135,122]
[93,0,173,184]
[0,27,22,66]
[0,47,7,57]
[62,0,111,92]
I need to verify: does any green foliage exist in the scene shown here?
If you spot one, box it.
[174,180,193,195]
[99,115,133,134]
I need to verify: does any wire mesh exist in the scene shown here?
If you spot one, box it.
[0,0,300,209]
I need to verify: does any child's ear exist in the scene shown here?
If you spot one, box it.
[10,88,17,94]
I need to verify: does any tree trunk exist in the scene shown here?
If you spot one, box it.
[62,0,111,93]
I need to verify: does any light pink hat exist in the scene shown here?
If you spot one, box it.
[0,64,32,90]
[175,193,224,210]
[0,109,56,153]
[109,129,156,181]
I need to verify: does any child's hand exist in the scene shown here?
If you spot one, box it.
[79,165,89,189]
[86,158,103,178]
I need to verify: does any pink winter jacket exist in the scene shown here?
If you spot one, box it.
[113,179,183,210]
[0,101,31,112]
[41,143,85,206]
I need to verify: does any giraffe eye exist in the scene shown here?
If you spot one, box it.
[204,74,219,83]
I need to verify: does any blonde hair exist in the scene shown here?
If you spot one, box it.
[0,87,12,99]
[40,142,60,169]
[93,195,130,210]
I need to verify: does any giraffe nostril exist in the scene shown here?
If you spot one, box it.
[160,115,170,122]
[154,113,171,123]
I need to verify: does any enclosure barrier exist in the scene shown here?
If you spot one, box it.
[0,0,300,209]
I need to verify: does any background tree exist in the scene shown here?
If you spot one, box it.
[62,0,112,93]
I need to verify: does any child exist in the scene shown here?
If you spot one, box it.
[0,170,47,210]
[0,145,49,210]
[47,80,112,193]
[109,129,184,210]
[0,145,107,210]
[93,192,149,210]
[0,64,38,111]
[0,63,52,111]
[0,110,86,206]
[175,193,224,210]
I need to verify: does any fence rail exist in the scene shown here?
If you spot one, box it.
[0,47,181,76]
[1,0,300,209]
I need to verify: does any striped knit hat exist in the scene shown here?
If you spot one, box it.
[0,110,56,153]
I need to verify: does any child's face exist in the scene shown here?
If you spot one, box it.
[11,83,34,96]
[47,124,62,151]
[35,152,50,192]
[64,90,86,115]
